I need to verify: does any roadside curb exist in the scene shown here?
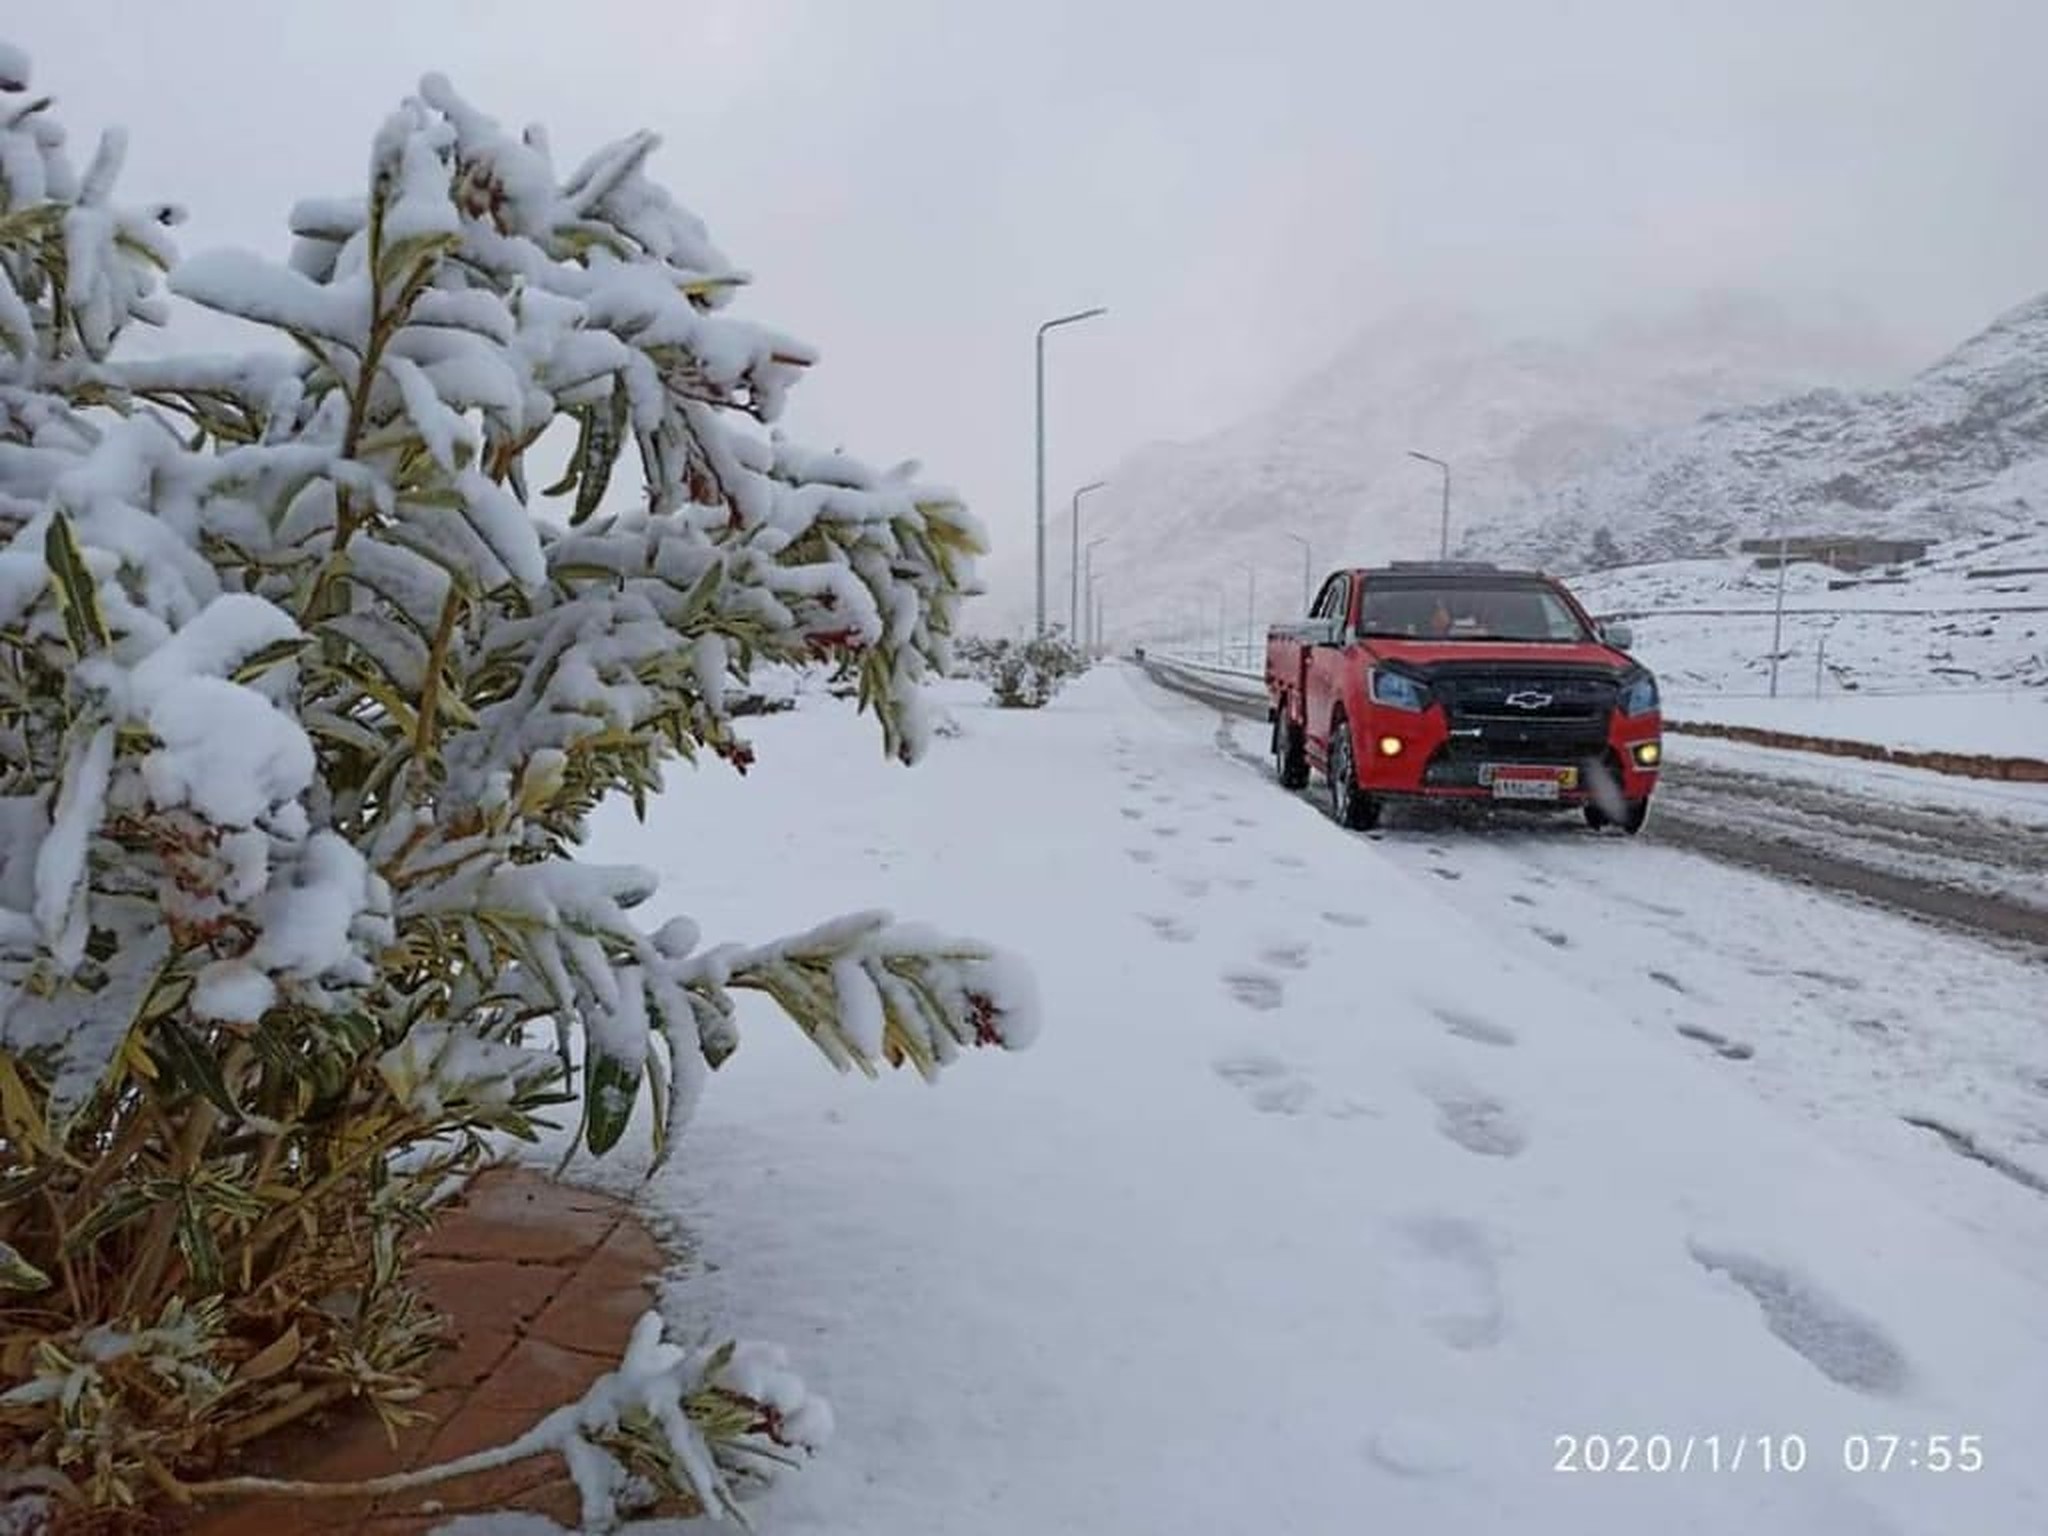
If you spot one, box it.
[1667,719,2048,783]
[178,1165,675,1535]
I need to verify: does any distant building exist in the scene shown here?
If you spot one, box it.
[1736,534,1930,572]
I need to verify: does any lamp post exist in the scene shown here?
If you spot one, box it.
[1069,480,1107,640]
[1407,450,1450,559]
[1283,532,1311,612]
[1035,307,1108,635]
[1209,580,1227,662]
[1083,536,1109,654]
[1245,566,1257,667]
[1768,529,1789,698]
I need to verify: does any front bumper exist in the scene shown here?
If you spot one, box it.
[1355,706,1662,803]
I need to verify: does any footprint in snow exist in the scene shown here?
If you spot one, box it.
[1174,875,1212,898]
[1415,1074,1528,1157]
[1209,832,1236,845]
[1430,866,1463,883]
[1231,816,1257,829]
[1790,967,1866,993]
[1325,1098,1381,1121]
[1140,913,1196,944]
[1223,876,1256,892]
[1320,910,1371,929]
[1396,1213,1507,1350]
[1531,926,1572,949]
[1365,1423,1469,1479]
[1647,969,1687,994]
[1222,969,1285,1012]
[1125,847,1159,865]
[1211,1052,1313,1115]
[1508,892,1538,908]
[1272,853,1307,870]
[1150,824,1181,839]
[1259,942,1312,972]
[1689,1244,1908,1394]
[1676,1024,1755,1061]
[1119,806,1144,821]
[1431,1004,1516,1048]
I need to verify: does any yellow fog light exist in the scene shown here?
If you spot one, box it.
[1378,736,1404,757]
[1632,740,1662,767]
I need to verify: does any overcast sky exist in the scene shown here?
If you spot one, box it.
[12,0,2048,562]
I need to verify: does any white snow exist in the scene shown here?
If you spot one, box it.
[1665,691,2046,760]
[514,666,2048,1536]
[138,676,314,827]
[191,960,278,1023]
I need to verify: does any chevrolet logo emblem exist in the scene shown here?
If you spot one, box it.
[1502,691,1553,710]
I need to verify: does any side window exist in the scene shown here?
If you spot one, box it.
[1313,575,1349,625]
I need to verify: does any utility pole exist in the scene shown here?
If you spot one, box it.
[1768,530,1789,698]
[1284,532,1312,611]
[1408,450,1450,559]
[1246,567,1256,666]
[1034,307,1107,635]
[1069,480,1107,640]
[1083,536,1109,654]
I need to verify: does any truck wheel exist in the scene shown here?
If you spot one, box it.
[1584,798,1652,835]
[1327,715,1379,830]
[1273,713,1309,789]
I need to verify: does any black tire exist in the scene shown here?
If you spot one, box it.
[1274,711,1309,790]
[1327,715,1379,830]
[1584,797,1652,835]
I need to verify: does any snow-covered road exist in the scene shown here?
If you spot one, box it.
[568,666,2048,1536]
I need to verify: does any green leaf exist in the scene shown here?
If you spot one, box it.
[582,1052,641,1156]
[43,512,109,655]
[62,1183,159,1258]
[230,635,311,684]
[542,406,593,498]
[150,1020,244,1122]
[0,1239,51,1295]
[571,381,629,526]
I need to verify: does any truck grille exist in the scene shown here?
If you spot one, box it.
[1431,666,1616,762]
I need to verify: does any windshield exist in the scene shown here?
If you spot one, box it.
[1356,581,1592,642]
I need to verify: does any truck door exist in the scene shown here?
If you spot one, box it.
[1302,573,1351,761]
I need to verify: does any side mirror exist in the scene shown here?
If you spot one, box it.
[1307,615,1343,647]
[1601,622,1634,651]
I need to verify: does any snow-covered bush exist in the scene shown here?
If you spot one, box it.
[0,45,1035,1520]
[957,631,1087,708]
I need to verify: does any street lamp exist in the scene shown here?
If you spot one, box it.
[1408,450,1450,559]
[1035,307,1108,635]
[1245,566,1257,665]
[1070,480,1107,639]
[1283,532,1312,612]
[1083,536,1110,654]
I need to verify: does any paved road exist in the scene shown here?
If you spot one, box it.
[1139,658,2048,955]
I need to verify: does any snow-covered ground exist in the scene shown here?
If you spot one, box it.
[545,665,2048,1536]
[1671,733,2048,828]
[1573,530,2048,717]
[1662,692,2047,760]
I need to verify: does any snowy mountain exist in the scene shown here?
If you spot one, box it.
[1469,292,2048,571]
[975,292,1908,642]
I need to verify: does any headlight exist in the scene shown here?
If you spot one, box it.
[1370,668,1430,712]
[1618,672,1659,716]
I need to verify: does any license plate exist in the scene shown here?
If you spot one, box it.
[1485,765,1574,800]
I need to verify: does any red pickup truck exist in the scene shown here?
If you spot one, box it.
[1265,562,1662,832]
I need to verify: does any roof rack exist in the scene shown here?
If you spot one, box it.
[1379,560,1500,571]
